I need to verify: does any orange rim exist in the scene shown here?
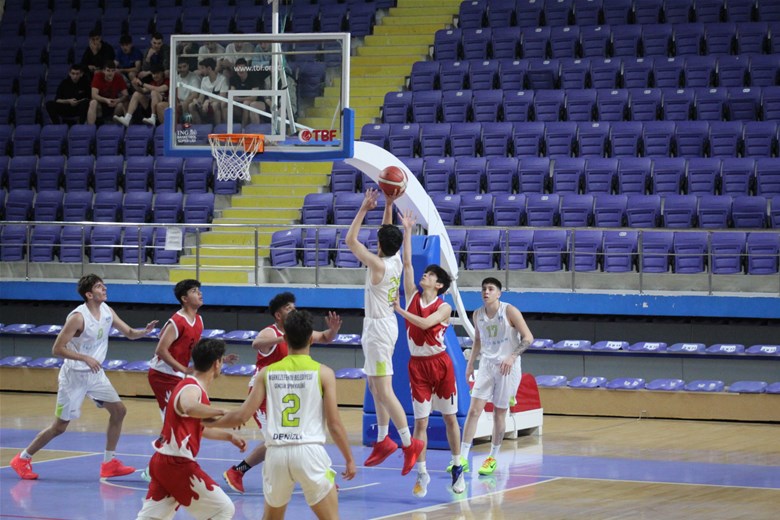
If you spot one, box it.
[209,133,265,153]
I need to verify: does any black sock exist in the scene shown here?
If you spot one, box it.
[234,460,252,474]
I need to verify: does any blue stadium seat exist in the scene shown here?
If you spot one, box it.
[743,123,778,158]
[746,232,779,274]
[581,25,612,58]
[526,193,560,226]
[708,121,742,158]
[491,29,521,60]
[684,379,724,391]
[655,60,686,90]
[565,89,598,122]
[12,124,40,156]
[502,90,533,122]
[718,151,755,195]
[302,227,337,267]
[605,377,646,390]
[585,158,618,193]
[521,27,550,59]
[454,156,486,193]
[388,123,419,158]
[183,193,215,228]
[469,60,500,91]
[577,121,610,158]
[662,194,698,228]
[153,192,183,224]
[553,339,592,350]
[532,229,567,272]
[450,122,481,157]
[440,89,470,123]
[611,24,643,57]
[409,61,439,92]
[623,58,654,89]
[269,228,302,268]
[675,121,709,157]
[493,193,526,226]
[755,158,780,196]
[383,91,412,124]
[626,341,668,352]
[697,194,732,228]
[748,55,780,87]
[552,157,585,194]
[710,231,746,274]
[545,121,577,158]
[122,191,153,223]
[423,157,455,194]
[559,193,594,227]
[560,57,590,89]
[550,26,580,59]
[617,158,651,194]
[602,229,637,272]
[434,29,461,61]
[419,123,450,158]
[597,89,629,122]
[462,28,492,60]
[465,229,500,269]
[643,25,674,56]
[626,194,662,227]
[430,193,460,225]
[526,58,559,90]
[459,193,493,226]
[568,375,608,388]
[728,381,767,393]
[182,157,213,194]
[459,1,486,30]
[646,379,685,391]
[518,156,550,192]
[685,56,717,88]
[640,230,674,272]
[673,231,709,273]
[472,91,503,123]
[592,340,628,351]
[569,229,602,271]
[717,55,749,88]
[643,121,675,157]
[481,122,512,156]
[535,375,568,388]
[93,155,123,193]
[5,189,34,221]
[33,190,64,221]
[302,193,334,225]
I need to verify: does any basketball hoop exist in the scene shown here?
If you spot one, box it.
[209,134,265,182]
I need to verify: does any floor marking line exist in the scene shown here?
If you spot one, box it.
[549,475,780,491]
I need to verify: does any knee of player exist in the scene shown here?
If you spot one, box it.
[52,420,69,435]
[212,501,235,520]
[109,402,128,419]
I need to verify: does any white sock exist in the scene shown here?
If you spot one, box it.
[489,444,501,459]
[451,453,461,467]
[20,450,32,460]
[397,427,412,447]
[104,451,114,463]
[416,461,427,474]
[378,425,389,442]
[460,442,471,461]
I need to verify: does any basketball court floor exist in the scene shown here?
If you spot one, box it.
[1,392,778,519]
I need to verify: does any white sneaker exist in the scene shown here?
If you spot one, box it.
[114,113,131,127]
[142,114,156,126]
[140,467,151,482]
[412,471,430,498]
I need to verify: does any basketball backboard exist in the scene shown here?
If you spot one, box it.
[165,32,353,161]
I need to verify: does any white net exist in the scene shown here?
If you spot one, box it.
[209,134,264,182]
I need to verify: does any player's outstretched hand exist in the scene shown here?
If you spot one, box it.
[385,188,403,204]
[361,188,380,211]
[325,311,342,333]
[144,320,159,333]
[223,352,240,365]
[342,460,357,480]
[229,433,247,453]
[398,209,416,231]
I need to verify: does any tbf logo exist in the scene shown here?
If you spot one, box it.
[299,129,337,142]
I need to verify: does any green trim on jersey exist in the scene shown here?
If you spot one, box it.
[266,354,323,396]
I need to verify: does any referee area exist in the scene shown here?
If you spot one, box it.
[2,391,778,519]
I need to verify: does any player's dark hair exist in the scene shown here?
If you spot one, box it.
[77,274,104,301]
[425,265,452,295]
[174,279,201,305]
[269,292,296,316]
[482,277,502,291]
[235,57,248,67]
[199,57,216,70]
[377,224,403,257]
[70,63,83,72]
[151,32,164,42]
[191,338,226,372]
[284,310,313,350]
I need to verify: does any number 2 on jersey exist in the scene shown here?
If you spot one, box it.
[281,393,301,427]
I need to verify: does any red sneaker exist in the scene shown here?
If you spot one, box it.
[100,458,135,478]
[363,436,398,466]
[10,454,38,480]
[401,438,424,476]
[223,467,245,494]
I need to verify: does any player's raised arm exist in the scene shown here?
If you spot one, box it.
[321,365,357,480]
[398,209,417,304]
[176,385,226,420]
[345,189,385,274]
[110,308,158,340]
[311,311,342,344]
[252,327,285,354]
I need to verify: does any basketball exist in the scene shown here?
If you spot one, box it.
[378,165,408,197]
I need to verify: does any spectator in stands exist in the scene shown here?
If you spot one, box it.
[155,59,201,126]
[115,34,143,84]
[45,64,91,125]
[198,40,229,75]
[229,58,266,126]
[81,29,116,75]
[222,34,257,78]
[114,64,169,127]
[87,59,129,125]
[135,32,170,84]
[189,57,228,125]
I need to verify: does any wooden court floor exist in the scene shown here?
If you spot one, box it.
[1,391,778,519]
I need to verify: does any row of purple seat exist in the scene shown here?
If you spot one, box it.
[527,338,779,354]
[0,155,238,195]
[269,226,780,274]
[458,0,768,29]
[337,156,779,198]
[361,120,780,163]
[536,375,780,393]
[435,21,780,61]
[387,86,780,124]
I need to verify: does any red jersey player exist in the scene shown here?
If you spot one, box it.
[136,338,246,520]
[393,210,465,497]
[222,291,342,494]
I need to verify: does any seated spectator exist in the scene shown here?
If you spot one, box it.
[115,34,143,83]
[155,59,201,125]
[81,29,116,75]
[230,58,267,126]
[198,40,229,76]
[115,65,169,127]
[135,32,170,85]
[87,59,129,125]
[187,57,228,125]
[45,64,91,125]
[222,34,257,78]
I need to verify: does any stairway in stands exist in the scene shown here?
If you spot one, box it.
[168,0,462,284]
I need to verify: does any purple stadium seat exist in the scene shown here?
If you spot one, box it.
[640,230,673,272]
[707,121,741,159]
[383,91,412,124]
[685,379,724,391]
[302,227,337,267]
[697,194,731,228]
[662,194,698,228]
[301,193,334,225]
[431,194,460,226]
[526,58,560,90]
[545,122,577,158]
[717,55,749,88]
[123,191,153,223]
[577,122,610,159]
[440,90,470,123]
[481,121,513,156]
[669,342,706,353]
[95,124,124,157]
[746,232,779,274]
[553,339,592,350]
[183,193,215,228]
[465,229,500,269]
[153,192,183,224]
[360,123,390,149]
[651,158,686,194]
[454,157,485,194]
[182,157,213,194]
[710,231,746,274]
[569,229,602,271]
[559,57,590,89]
[67,124,96,156]
[1,225,28,261]
[497,229,533,269]
[486,157,517,193]
[602,230,637,272]
[462,28,492,60]
[269,228,301,268]
[517,156,549,192]
[102,359,128,370]
[512,122,544,157]
[566,91,597,122]
[728,381,767,393]
[643,25,674,56]
[550,26,579,59]
[450,122,481,157]
[532,229,567,272]
[612,24,643,57]
[768,382,780,394]
[673,231,708,273]
[521,27,550,59]
[423,157,455,194]
[12,124,40,156]
[334,228,369,268]
[439,60,469,91]
[434,29,462,61]
[153,157,183,193]
[526,193,560,226]
[447,228,467,267]
[388,123,420,158]
[750,55,780,87]
[222,364,256,376]
[33,190,64,221]
[492,30,521,61]
[409,61,439,92]
[646,378,685,391]
[123,360,152,372]
[8,156,36,191]
[591,340,628,351]
[728,87,761,121]
[584,158,617,194]
[469,60,500,91]
[626,341,668,352]
[419,123,450,157]
[623,59,655,89]
[30,224,61,262]
[535,375,568,388]
[121,226,154,264]
[755,158,780,196]
[590,57,622,88]
[605,377,646,390]
[6,189,34,221]
[568,376,608,388]
[89,226,121,263]
[530,338,554,349]
[772,196,780,228]
[732,195,767,228]
[617,158,651,195]
[643,121,675,157]
[27,357,64,368]
[92,155,122,193]
[560,194,594,227]
[706,343,746,354]
[746,344,780,356]
[661,88,693,119]
[493,193,526,226]
[222,330,260,342]
[625,194,661,227]
[686,158,720,195]
[459,193,493,226]
[608,122,642,159]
